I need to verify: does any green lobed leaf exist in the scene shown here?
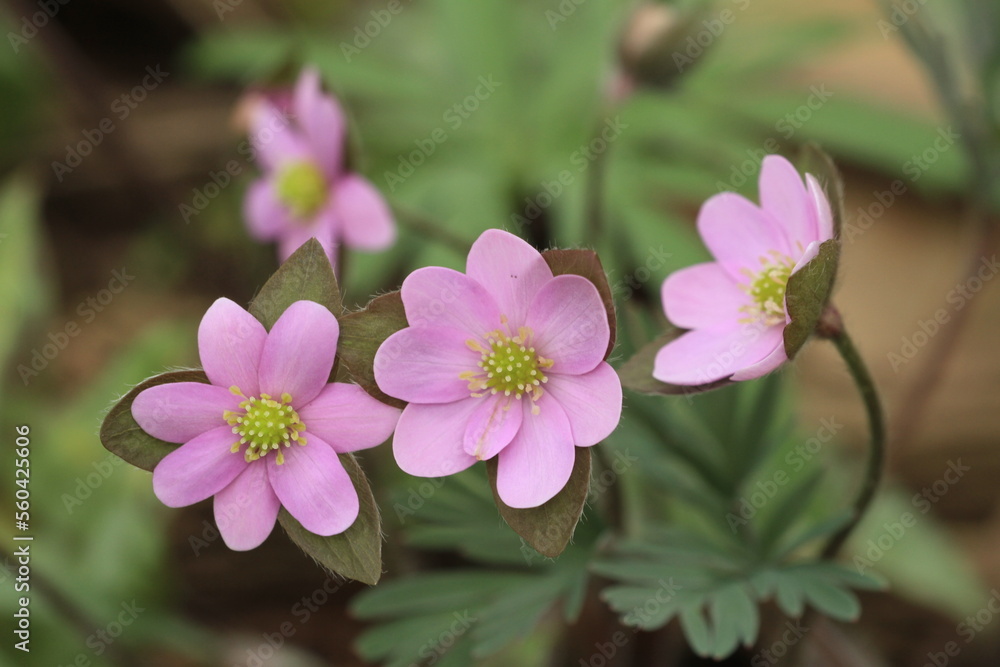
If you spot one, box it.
[618,330,734,396]
[277,452,383,585]
[485,448,591,558]
[782,239,840,359]
[337,290,408,409]
[247,238,344,329]
[541,248,617,359]
[100,370,208,472]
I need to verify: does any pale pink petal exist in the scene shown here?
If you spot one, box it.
[199,298,268,396]
[790,239,821,274]
[653,322,785,385]
[374,326,480,404]
[525,274,609,375]
[463,393,523,460]
[806,174,836,242]
[298,383,401,453]
[544,363,622,447]
[332,174,396,251]
[258,300,339,407]
[249,100,311,171]
[466,229,553,325]
[277,214,337,264]
[132,382,238,444]
[152,426,246,507]
[662,262,750,330]
[267,434,359,536]
[759,155,817,252]
[731,337,789,381]
[401,266,501,334]
[214,461,279,551]
[393,399,480,477]
[293,67,346,179]
[697,193,792,281]
[245,177,292,240]
[495,395,576,508]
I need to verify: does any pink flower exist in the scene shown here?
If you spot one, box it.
[131,299,400,550]
[243,67,396,263]
[654,155,835,385]
[373,229,622,509]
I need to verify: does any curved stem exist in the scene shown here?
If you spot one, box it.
[818,306,886,559]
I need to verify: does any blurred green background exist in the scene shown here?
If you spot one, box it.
[1,0,999,665]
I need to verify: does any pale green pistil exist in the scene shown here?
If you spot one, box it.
[460,326,553,410]
[740,253,795,326]
[224,387,306,465]
[275,161,327,219]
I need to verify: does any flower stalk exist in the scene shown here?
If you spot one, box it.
[816,305,886,559]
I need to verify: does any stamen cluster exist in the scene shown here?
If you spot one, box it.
[224,387,306,465]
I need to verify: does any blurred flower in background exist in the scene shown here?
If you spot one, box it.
[243,67,396,264]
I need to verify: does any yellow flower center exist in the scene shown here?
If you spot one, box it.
[275,161,327,219]
[739,252,796,326]
[223,387,306,465]
[460,324,553,412]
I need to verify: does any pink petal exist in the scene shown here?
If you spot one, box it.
[544,363,622,447]
[653,322,785,385]
[662,262,750,330]
[697,193,792,281]
[466,229,553,325]
[374,326,480,404]
[806,174,836,242]
[525,274,609,375]
[332,174,396,251]
[293,67,346,179]
[463,393,523,460]
[298,383,401,453]
[276,214,337,264]
[214,461,279,551]
[249,100,311,171]
[132,382,238,444]
[791,239,821,274]
[244,177,292,240]
[267,434,359,536]
[401,266,501,334]
[258,300,340,407]
[152,426,247,507]
[495,395,576,508]
[199,298,268,397]
[393,399,480,477]
[759,155,818,252]
[731,337,789,381]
